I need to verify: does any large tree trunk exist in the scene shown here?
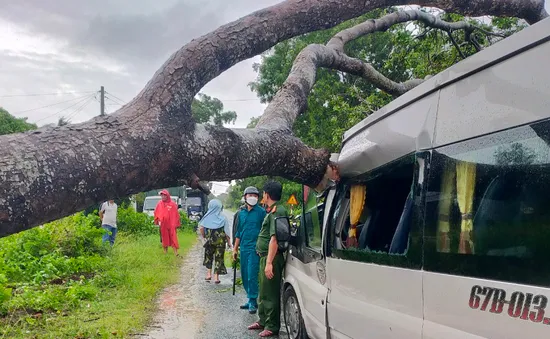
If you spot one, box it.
[0,0,547,237]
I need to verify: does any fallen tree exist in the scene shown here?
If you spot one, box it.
[0,0,547,237]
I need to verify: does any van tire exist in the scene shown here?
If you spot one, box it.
[283,286,308,339]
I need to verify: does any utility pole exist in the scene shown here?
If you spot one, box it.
[100,86,105,116]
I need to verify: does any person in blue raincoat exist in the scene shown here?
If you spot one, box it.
[232,186,266,314]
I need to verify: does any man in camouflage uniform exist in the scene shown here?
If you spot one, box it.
[247,181,288,337]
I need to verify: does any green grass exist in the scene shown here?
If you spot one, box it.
[0,232,196,339]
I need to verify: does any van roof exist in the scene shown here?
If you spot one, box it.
[342,17,550,144]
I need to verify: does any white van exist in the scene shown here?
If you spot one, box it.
[283,17,550,339]
[142,196,180,217]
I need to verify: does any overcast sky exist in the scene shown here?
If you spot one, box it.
[1,0,548,195]
[0,0,284,130]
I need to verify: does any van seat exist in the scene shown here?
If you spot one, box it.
[358,211,379,249]
[389,193,414,254]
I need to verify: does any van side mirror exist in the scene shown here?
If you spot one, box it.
[275,216,302,248]
[274,216,296,251]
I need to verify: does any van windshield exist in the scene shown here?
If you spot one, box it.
[143,197,177,210]
[144,197,161,210]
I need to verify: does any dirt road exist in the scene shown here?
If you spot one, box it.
[144,210,288,338]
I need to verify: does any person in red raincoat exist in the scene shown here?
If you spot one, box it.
[154,189,181,256]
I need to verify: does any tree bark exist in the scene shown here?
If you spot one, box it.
[0,0,547,237]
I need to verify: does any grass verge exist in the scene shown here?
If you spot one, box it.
[0,231,196,339]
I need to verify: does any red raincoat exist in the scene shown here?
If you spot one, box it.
[154,190,181,249]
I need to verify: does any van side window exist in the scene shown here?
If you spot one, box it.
[331,154,421,267]
[302,186,324,251]
[424,118,550,287]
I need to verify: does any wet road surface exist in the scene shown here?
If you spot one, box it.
[144,210,288,339]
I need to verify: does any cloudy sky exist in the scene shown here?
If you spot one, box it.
[0,0,284,130]
[1,0,548,195]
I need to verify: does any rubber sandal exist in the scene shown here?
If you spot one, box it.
[247,322,264,330]
[259,329,276,337]
[214,280,221,284]
[205,277,212,281]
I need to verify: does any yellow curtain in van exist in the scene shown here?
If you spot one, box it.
[456,161,476,254]
[437,165,455,253]
[347,185,366,248]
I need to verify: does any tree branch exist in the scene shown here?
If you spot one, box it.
[447,31,466,59]
[259,8,508,130]
[328,10,493,51]
[418,0,548,25]
[0,123,329,237]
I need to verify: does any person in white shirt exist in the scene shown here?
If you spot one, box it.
[99,200,118,246]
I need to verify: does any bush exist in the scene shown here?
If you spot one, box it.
[0,275,11,315]
[0,207,155,315]
[0,205,198,320]
[117,206,156,235]
[0,214,107,288]
[1,204,197,338]
[179,211,196,232]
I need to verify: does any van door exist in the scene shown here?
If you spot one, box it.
[285,186,334,339]
[325,154,424,339]
[422,122,550,338]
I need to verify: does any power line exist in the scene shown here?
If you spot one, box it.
[0,91,96,98]
[13,94,94,115]
[105,95,125,106]
[64,96,95,122]
[106,96,124,105]
[105,91,126,104]
[103,95,260,105]
[34,94,95,124]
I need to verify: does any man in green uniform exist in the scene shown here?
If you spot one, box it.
[247,181,288,337]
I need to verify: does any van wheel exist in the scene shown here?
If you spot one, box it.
[283,286,308,339]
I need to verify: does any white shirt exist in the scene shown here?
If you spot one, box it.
[100,201,118,227]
